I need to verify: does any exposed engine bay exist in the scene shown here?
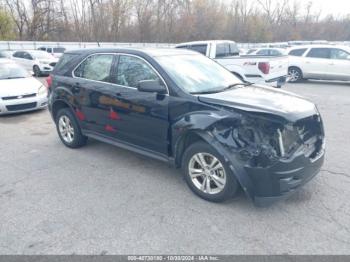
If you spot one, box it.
[212,113,325,169]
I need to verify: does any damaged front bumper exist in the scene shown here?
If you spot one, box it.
[247,149,325,206]
[208,110,325,206]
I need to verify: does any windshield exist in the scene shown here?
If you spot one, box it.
[0,64,31,80]
[155,54,242,94]
[30,51,54,59]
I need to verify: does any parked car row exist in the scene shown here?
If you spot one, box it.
[176,41,350,85]
[176,40,289,88]
[0,46,65,76]
[0,46,60,114]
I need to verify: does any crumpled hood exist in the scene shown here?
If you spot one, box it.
[198,85,318,122]
[0,77,42,97]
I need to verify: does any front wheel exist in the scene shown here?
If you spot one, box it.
[33,65,41,77]
[182,142,239,202]
[55,108,87,148]
[288,67,303,83]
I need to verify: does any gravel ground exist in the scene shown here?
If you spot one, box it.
[0,80,349,255]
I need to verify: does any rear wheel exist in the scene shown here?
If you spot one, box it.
[55,108,87,148]
[33,65,41,77]
[182,142,239,202]
[288,67,303,82]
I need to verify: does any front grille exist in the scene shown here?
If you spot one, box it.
[2,93,36,101]
[6,102,37,111]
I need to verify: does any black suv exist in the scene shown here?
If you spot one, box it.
[48,48,325,206]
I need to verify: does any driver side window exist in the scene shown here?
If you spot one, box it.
[116,55,161,88]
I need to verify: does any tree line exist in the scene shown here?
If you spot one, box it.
[1,0,350,43]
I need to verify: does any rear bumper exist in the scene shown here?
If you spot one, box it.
[245,150,325,207]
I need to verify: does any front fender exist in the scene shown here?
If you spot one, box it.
[171,111,255,200]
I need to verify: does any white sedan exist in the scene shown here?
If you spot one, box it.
[11,50,58,77]
[288,45,350,82]
[0,61,48,115]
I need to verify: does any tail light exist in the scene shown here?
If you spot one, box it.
[258,62,270,74]
[46,75,52,89]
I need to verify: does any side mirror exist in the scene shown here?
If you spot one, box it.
[137,80,167,94]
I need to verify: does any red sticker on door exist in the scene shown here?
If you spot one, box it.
[76,110,85,121]
[109,108,121,121]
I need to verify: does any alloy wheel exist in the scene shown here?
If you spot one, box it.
[188,153,227,195]
[288,68,301,82]
[58,115,75,143]
[34,66,41,77]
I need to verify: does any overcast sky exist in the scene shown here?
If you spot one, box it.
[250,0,350,17]
[313,0,350,16]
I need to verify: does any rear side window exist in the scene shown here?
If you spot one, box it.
[306,48,330,59]
[53,48,66,53]
[115,55,161,88]
[229,43,239,56]
[216,43,230,58]
[216,43,239,58]
[54,53,79,75]
[289,48,307,56]
[188,45,207,55]
[74,54,114,82]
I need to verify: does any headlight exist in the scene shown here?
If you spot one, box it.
[38,85,47,96]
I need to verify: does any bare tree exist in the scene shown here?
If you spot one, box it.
[2,0,350,43]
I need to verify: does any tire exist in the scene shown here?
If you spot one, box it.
[33,65,41,77]
[55,108,87,148]
[182,141,239,202]
[288,67,303,83]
